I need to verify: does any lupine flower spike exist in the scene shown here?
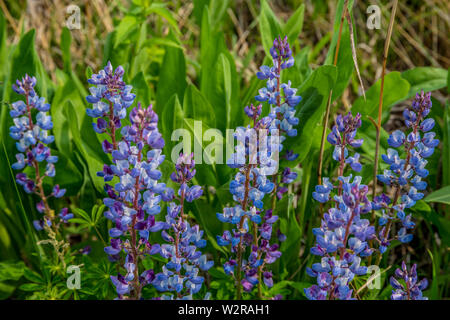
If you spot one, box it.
[256,35,302,201]
[305,112,376,300]
[153,153,213,300]
[87,63,170,299]
[390,261,428,300]
[217,36,300,299]
[375,91,438,253]
[9,75,71,266]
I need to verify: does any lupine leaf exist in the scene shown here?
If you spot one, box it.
[424,186,450,205]
[259,0,283,56]
[401,67,448,99]
[155,35,187,114]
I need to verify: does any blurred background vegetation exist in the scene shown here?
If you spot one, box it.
[0,0,448,299]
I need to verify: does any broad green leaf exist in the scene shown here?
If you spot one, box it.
[114,15,138,48]
[353,71,410,122]
[0,260,25,282]
[283,4,305,44]
[259,0,283,56]
[60,27,72,73]
[161,94,185,157]
[424,186,450,205]
[401,67,448,99]
[65,101,105,193]
[183,84,216,129]
[208,0,230,30]
[282,65,337,166]
[155,36,187,114]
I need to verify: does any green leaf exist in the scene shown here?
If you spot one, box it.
[64,101,106,193]
[283,4,305,44]
[443,103,450,186]
[259,0,283,56]
[208,0,230,30]
[19,283,44,292]
[60,27,72,73]
[23,268,43,284]
[114,15,138,48]
[427,249,439,300]
[353,71,410,123]
[288,282,310,297]
[161,94,185,157]
[145,3,180,34]
[183,84,216,129]
[282,65,337,166]
[401,67,448,99]
[155,36,187,114]
[424,186,450,205]
[73,208,92,223]
[0,260,25,282]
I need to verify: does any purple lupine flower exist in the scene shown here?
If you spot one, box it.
[153,153,212,299]
[87,64,170,299]
[9,75,69,230]
[305,112,376,300]
[327,112,363,171]
[217,36,301,299]
[376,91,438,252]
[390,262,428,300]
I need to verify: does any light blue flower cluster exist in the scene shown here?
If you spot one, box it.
[153,153,213,299]
[87,64,169,299]
[216,36,305,297]
[390,261,428,300]
[305,176,375,300]
[306,112,376,300]
[217,116,280,294]
[255,36,302,200]
[86,61,136,153]
[375,91,438,253]
[9,74,70,229]
[326,112,363,172]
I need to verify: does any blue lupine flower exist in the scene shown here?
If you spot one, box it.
[376,91,438,251]
[9,74,68,230]
[88,64,170,299]
[153,153,212,300]
[390,262,428,300]
[305,112,376,300]
[217,36,300,298]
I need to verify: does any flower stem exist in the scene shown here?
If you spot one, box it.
[371,0,398,218]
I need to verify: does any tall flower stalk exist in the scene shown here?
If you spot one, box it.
[153,153,213,299]
[374,91,438,258]
[306,112,375,300]
[9,74,70,267]
[86,63,169,299]
[217,36,301,299]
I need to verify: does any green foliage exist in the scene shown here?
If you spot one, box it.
[0,1,447,300]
